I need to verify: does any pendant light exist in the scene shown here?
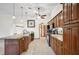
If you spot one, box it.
[12,3,16,19]
[35,7,40,19]
[20,6,24,23]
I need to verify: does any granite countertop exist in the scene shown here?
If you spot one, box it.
[5,34,23,39]
[51,34,63,41]
[0,33,30,40]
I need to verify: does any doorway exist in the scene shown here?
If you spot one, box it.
[39,23,47,38]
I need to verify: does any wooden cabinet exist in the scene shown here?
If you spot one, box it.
[70,24,79,54]
[50,36,63,55]
[63,23,79,55]
[63,3,72,24]
[58,11,64,27]
[71,3,78,20]
[48,11,63,28]
[63,3,69,23]
[53,17,57,28]
[56,16,59,27]
[63,3,79,55]
[5,36,30,55]
[63,25,71,50]
[24,36,29,51]
[19,37,25,54]
[63,25,71,55]
[5,39,20,55]
[63,3,79,24]
[63,48,71,55]
[71,3,79,22]
[68,3,72,21]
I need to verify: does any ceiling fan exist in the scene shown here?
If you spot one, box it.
[35,7,47,19]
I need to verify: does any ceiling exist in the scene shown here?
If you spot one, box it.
[0,3,61,23]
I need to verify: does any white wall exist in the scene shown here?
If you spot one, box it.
[0,15,16,38]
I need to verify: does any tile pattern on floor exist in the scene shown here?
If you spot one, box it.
[21,37,55,55]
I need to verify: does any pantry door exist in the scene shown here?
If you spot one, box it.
[39,23,46,38]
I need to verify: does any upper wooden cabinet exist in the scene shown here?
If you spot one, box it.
[68,3,72,20]
[56,16,59,27]
[59,11,64,27]
[71,3,79,22]
[71,3,77,20]
[63,3,69,23]
[48,11,63,28]
[63,3,79,24]
[63,3,72,24]
[54,17,57,27]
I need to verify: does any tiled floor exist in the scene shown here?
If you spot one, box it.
[21,37,55,55]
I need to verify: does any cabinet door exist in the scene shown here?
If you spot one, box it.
[68,3,72,20]
[59,12,64,27]
[24,36,29,51]
[19,38,25,54]
[63,48,71,55]
[71,26,79,54]
[52,38,57,54]
[72,3,77,20]
[63,27,71,49]
[56,16,59,27]
[53,18,57,28]
[63,3,68,23]
[5,39,19,55]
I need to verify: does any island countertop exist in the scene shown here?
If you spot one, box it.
[51,34,63,41]
[0,33,30,40]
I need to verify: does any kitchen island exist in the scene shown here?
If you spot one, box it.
[0,34,31,55]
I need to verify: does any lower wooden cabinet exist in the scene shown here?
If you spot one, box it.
[23,36,29,51]
[5,36,29,55]
[63,23,79,55]
[19,37,25,54]
[63,48,71,55]
[5,39,20,55]
[50,36,63,55]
